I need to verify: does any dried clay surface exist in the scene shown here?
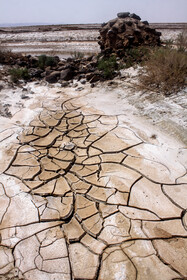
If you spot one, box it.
[0,81,187,280]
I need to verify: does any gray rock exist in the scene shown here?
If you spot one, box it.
[75,87,84,91]
[64,142,75,150]
[46,71,60,83]
[142,20,149,25]
[0,84,4,91]
[109,19,117,27]
[130,13,141,20]
[21,95,30,99]
[72,83,78,88]
[117,12,130,18]
[61,81,69,87]
[89,74,102,83]
[80,79,86,85]
[29,68,43,78]
[60,68,74,81]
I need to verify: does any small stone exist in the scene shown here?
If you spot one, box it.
[72,83,78,88]
[63,142,75,150]
[61,81,69,87]
[80,79,86,84]
[89,74,101,83]
[75,87,84,91]
[21,94,29,99]
[0,84,4,91]
[142,20,149,25]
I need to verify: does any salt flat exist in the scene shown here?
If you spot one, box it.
[0,23,186,57]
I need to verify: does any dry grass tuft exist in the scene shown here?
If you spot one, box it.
[176,30,187,51]
[0,47,18,64]
[139,47,187,95]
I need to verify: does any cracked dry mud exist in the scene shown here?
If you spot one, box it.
[0,96,187,280]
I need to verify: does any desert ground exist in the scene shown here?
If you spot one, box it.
[0,23,187,280]
[0,23,186,57]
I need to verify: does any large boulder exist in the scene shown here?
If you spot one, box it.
[98,13,161,56]
[60,68,75,81]
[46,71,60,83]
[117,12,130,19]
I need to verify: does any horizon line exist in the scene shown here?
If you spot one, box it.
[1,21,187,28]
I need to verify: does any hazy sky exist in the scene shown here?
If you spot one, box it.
[0,0,187,25]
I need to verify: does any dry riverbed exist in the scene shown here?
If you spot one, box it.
[0,66,186,279]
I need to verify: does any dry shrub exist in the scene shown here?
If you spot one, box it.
[0,49,8,63]
[0,47,10,62]
[139,47,187,94]
[71,51,84,59]
[176,30,187,51]
[0,47,18,64]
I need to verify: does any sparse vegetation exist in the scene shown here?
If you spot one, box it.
[0,48,16,64]
[38,55,57,69]
[9,67,30,83]
[176,30,187,51]
[122,46,151,68]
[164,38,174,48]
[139,46,187,94]
[97,55,118,78]
[71,51,84,59]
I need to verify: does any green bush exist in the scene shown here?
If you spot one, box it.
[38,55,57,69]
[139,47,187,94]
[9,67,30,83]
[97,55,118,78]
[122,46,150,68]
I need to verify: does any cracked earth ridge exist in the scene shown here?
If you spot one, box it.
[0,99,187,280]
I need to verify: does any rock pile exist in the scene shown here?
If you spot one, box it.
[98,12,161,56]
[0,52,102,84]
[43,56,101,84]
[0,14,162,85]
